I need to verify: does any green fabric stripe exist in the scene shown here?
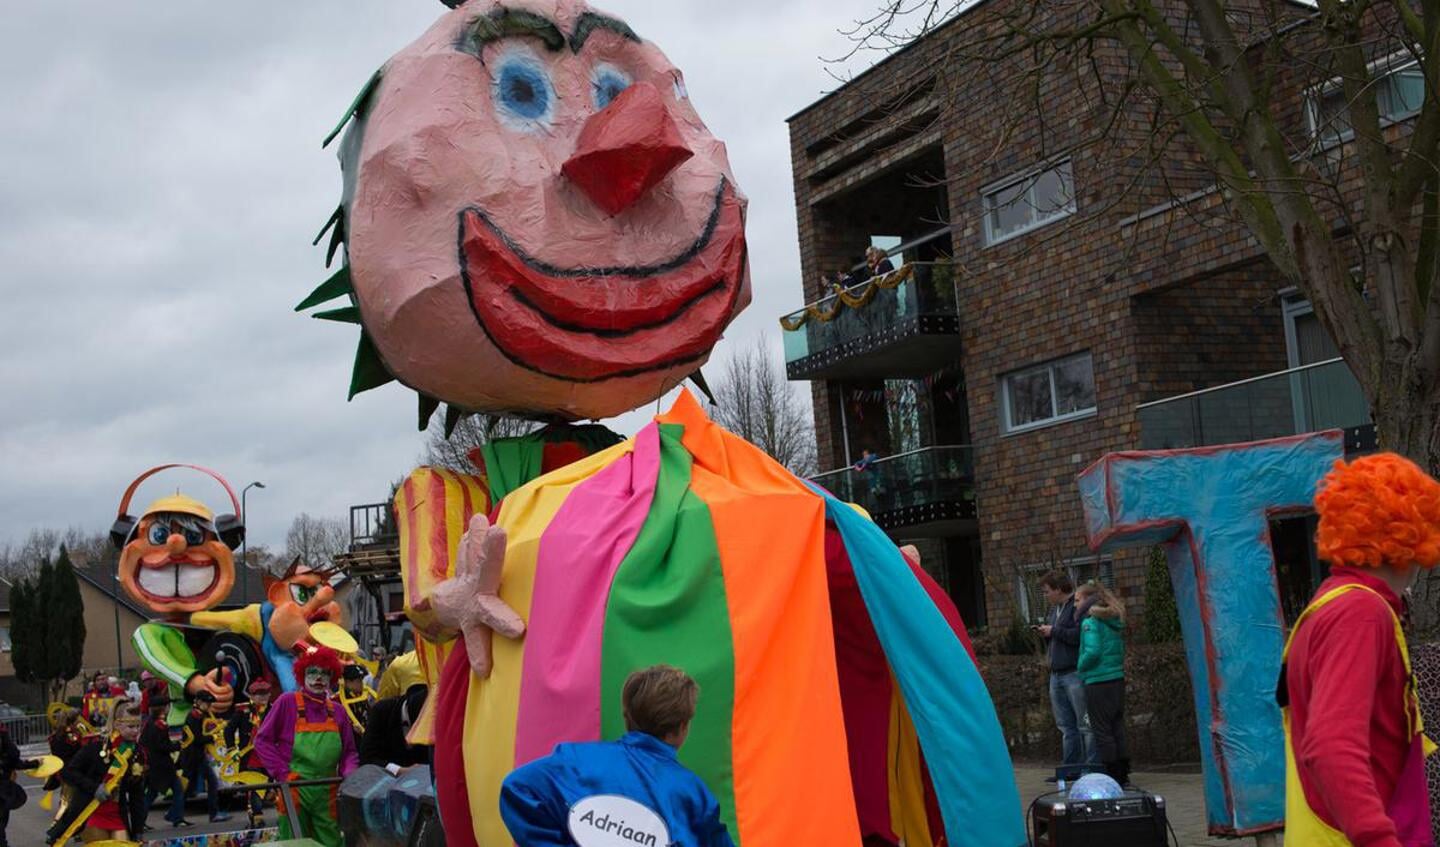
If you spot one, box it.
[479,439,545,503]
[600,424,739,842]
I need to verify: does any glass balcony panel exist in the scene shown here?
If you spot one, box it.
[1138,359,1369,449]
[809,446,973,517]
[780,262,959,369]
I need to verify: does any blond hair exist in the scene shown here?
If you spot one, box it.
[1077,581,1126,624]
[622,665,699,738]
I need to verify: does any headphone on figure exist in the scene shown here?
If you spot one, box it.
[109,464,246,551]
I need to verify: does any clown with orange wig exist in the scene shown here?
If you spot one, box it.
[1281,453,1440,847]
[253,645,358,847]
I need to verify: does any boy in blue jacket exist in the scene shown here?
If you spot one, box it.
[500,665,734,847]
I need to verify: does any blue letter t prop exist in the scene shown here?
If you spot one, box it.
[1076,431,1342,835]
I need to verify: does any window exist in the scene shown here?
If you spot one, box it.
[983,159,1076,244]
[1016,558,1114,623]
[1281,295,1341,368]
[1000,352,1097,433]
[1308,58,1425,146]
[0,628,9,653]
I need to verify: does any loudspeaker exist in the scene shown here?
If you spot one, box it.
[1032,789,1168,846]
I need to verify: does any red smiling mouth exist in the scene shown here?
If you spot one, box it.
[459,179,747,382]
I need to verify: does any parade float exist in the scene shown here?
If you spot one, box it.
[298,1,1028,846]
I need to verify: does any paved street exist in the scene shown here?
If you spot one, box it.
[1015,764,1283,846]
[6,755,1271,846]
[7,751,277,846]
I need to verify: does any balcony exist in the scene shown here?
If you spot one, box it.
[780,262,960,381]
[1137,358,1374,451]
[810,445,977,537]
[349,502,398,550]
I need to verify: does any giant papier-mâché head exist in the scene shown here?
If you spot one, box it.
[301,0,750,423]
[111,466,244,617]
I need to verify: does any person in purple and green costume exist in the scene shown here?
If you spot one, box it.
[253,645,358,847]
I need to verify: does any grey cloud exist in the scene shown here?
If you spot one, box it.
[1,0,880,551]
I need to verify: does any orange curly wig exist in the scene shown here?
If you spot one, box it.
[1315,453,1440,570]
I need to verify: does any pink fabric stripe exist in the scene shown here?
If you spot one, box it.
[513,424,662,765]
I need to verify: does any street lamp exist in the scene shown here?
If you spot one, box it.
[241,481,266,605]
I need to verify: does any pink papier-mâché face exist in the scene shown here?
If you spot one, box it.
[340,0,750,420]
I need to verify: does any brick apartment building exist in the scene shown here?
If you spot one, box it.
[783,0,1394,630]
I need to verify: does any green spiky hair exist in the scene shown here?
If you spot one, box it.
[298,52,714,436]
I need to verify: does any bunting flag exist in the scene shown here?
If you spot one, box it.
[430,390,1025,847]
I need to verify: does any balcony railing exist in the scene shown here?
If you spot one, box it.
[810,445,976,529]
[349,502,398,550]
[1137,358,1371,450]
[780,262,960,380]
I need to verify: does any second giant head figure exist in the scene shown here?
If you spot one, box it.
[307,0,750,421]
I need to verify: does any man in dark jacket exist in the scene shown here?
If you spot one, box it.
[0,721,39,847]
[359,684,429,775]
[1036,570,1093,766]
[140,691,187,829]
[178,691,228,823]
[225,678,274,826]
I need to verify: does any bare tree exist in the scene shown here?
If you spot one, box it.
[284,514,349,569]
[838,0,1440,469]
[709,338,818,476]
[422,414,540,474]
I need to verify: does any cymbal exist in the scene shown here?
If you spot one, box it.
[310,621,359,655]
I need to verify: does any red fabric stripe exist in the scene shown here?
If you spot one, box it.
[433,641,477,847]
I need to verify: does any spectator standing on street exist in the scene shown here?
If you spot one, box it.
[1281,454,1440,847]
[1076,581,1128,785]
[1037,570,1093,768]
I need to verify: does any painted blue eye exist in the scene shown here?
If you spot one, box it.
[147,523,169,545]
[493,55,553,129]
[591,65,632,110]
[183,526,205,546]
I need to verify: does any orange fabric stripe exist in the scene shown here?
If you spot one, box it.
[660,390,860,845]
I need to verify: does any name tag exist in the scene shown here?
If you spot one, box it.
[568,794,671,847]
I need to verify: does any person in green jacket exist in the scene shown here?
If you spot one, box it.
[1076,581,1128,786]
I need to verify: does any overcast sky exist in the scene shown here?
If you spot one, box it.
[0,1,896,553]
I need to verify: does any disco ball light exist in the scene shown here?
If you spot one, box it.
[1068,772,1124,800]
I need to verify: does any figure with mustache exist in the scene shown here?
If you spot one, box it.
[254,645,358,847]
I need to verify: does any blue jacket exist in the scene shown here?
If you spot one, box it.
[500,732,734,847]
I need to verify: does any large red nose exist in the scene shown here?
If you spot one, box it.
[562,81,694,216]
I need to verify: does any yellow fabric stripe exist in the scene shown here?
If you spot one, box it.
[887,682,934,847]
[462,439,634,847]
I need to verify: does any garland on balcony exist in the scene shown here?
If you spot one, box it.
[777,264,916,331]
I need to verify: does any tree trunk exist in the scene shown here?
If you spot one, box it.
[1373,356,1440,474]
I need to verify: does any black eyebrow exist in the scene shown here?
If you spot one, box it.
[456,8,567,57]
[568,12,640,52]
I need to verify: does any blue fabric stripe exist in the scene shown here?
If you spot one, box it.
[814,486,1027,847]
